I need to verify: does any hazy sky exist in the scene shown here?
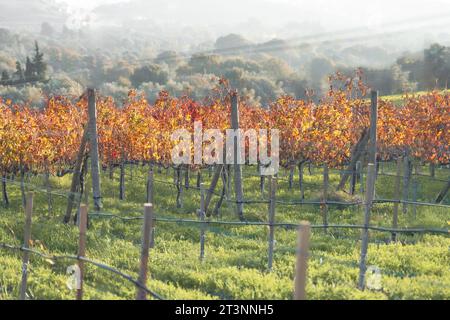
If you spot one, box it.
[55,0,450,32]
[56,0,121,9]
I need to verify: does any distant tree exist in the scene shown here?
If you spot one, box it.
[397,56,423,89]
[391,64,417,93]
[309,57,335,87]
[423,43,450,89]
[281,76,309,100]
[186,54,221,75]
[130,64,168,87]
[1,70,10,82]
[32,41,47,80]
[215,34,252,54]
[220,58,261,73]
[24,57,34,80]
[155,51,181,66]
[259,57,294,80]
[15,61,24,81]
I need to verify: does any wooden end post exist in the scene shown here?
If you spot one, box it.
[294,221,311,300]
[76,204,88,300]
[136,203,153,300]
[19,192,34,300]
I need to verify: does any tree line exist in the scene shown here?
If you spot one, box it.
[0,41,47,85]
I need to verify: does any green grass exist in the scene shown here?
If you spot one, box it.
[0,163,449,300]
[380,90,450,105]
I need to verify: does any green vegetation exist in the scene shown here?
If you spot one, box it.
[381,90,450,105]
[1,22,450,107]
[0,163,449,300]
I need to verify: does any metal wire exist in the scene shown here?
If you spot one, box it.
[0,243,164,300]
[88,212,449,235]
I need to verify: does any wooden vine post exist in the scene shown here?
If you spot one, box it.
[268,175,277,270]
[199,183,206,261]
[204,165,222,215]
[337,129,369,191]
[87,89,102,211]
[402,154,410,214]
[119,153,125,200]
[358,163,376,290]
[289,166,294,190]
[350,163,357,195]
[19,192,34,300]
[356,161,363,194]
[146,164,154,203]
[146,164,155,248]
[231,92,245,221]
[368,91,378,166]
[322,165,329,233]
[294,221,311,300]
[76,204,88,300]
[2,174,9,206]
[136,204,154,300]
[298,161,305,200]
[358,92,378,290]
[412,179,418,218]
[64,129,88,223]
[391,157,402,242]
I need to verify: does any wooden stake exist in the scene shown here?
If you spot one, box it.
[213,169,227,217]
[350,163,357,195]
[368,91,378,166]
[356,161,363,194]
[76,204,88,300]
[2,174,9,206]
[358,163,376,290]
[205,165,223,216]
[322,165,329,232]
[294,221,311,300]
[298,162,305,200]
[402,155,410,214]
[19,192,33,300]
[268,176,277,270]
[136,204,153,300]
[87,89,102,211]
[196,170,202,188]
[176,167,183,208]
[64,129,88,223]
[337,129,369,190]
[45,171,53,215]
[199,183,206,261]
[412,179,418,219]
[392,157,402,242]
[19,163,26,208]
[184,166,190,189]
[119,157,125,200]
[260,175,265,196]
[288,166,294,190]
[430,163,435,178]
[146,164,154,204]
[231,93,244,221]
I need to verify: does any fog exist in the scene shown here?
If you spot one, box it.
[61,0,450,33]
[1,0,450,105]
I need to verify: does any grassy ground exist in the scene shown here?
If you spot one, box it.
[0,163,449,300]
[380,90,450,105]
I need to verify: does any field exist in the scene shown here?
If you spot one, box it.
[381,90,450,105]
[0,163,449,300]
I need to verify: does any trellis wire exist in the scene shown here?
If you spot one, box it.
[88,212,449,235]
[0,243,164,300]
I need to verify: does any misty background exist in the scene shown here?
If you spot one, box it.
[1,0,450,106]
